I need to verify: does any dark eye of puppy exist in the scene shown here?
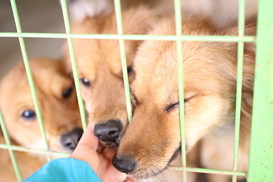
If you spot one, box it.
[80,78,91,87]
[63,87,73,99]
[165,102,179,113]
[127,66,133,74]
[21,110,36,120]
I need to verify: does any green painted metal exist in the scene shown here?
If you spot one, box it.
[247,0,273,181]
[173,0,187,181]
[0,143,69,157]
[168,166,246,177]
[9,0,51,162]
[0,32,256,42]
[232,0,246,181]
[60,0,87,130]
[114,0,133,122]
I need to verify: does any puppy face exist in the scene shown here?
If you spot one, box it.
[0,58,83,154]
[113,17,256,178]
[64,6,158,145]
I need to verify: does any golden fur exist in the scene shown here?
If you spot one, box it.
[114,15,256,181]
[0,58,83,181]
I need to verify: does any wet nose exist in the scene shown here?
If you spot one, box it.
[94,119,122,144]
[112,154,136,174]
[60,127,83,151]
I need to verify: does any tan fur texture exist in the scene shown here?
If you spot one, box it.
[0,58,82,153]
[116,15,256,181]
[63,6,159,143]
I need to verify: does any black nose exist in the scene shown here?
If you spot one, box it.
[60,127,83,151]
[94,120,122,144]
[112,154,136,174]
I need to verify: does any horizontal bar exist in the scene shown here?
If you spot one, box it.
[0,144,70,157]
[0,32,255,42]
[168,166,247,177]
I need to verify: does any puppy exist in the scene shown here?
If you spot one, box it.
[0,58,83,158]
[112,15,256,182]
[63,6,159,146]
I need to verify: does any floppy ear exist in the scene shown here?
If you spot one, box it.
[121,6,160,63]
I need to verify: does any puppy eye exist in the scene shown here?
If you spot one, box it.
[165,102,179,113]
[63,87,73,99]
[80,78,91,87]
[127,66,133,74]
[21,110,36,120]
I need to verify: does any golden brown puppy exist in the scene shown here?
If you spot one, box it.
[0,58,83,157]
[64,6,159,146]
[112,16,256,182]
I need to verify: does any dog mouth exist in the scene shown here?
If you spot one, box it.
[132,146,182,179]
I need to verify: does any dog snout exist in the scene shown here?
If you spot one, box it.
[112,154,136,174]
[94,119,122,144]
[60,127,83,151]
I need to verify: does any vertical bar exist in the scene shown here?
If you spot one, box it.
[113,0,133,122]
[0,112,22,181]
[9,0,51,161]
[232,0,246,181]
[174,0,187,181]
[60,0,87,130]
[248,0,273,181]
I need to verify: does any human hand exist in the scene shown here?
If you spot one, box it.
[69,124,135,182]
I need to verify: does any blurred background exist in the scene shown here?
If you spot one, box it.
[0,0,65,78]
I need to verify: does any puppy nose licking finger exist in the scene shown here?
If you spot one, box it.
[94,119,123,144]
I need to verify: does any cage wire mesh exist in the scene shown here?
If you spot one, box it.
[0,0,272,181]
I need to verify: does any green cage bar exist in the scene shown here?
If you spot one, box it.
[9,0,51,161]
[113,0,133,122]
[0,32,256,42]
[247,0,273,181]
[173,0,187,181]
[0,112,22,181]
[232,0,246,181]
[60,0,88,130]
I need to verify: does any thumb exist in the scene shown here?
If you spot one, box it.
[77,123,99,151]
[69,124,99,160]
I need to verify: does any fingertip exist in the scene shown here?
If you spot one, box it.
[77,123,98,150]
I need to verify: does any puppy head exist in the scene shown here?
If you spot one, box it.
[113,17,256,178]
[0,58,83,154]
[63,6,159,146]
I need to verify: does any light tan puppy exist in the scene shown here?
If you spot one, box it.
[64,6,159,146]
[0,58,83,157]
[112,15,256,182]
